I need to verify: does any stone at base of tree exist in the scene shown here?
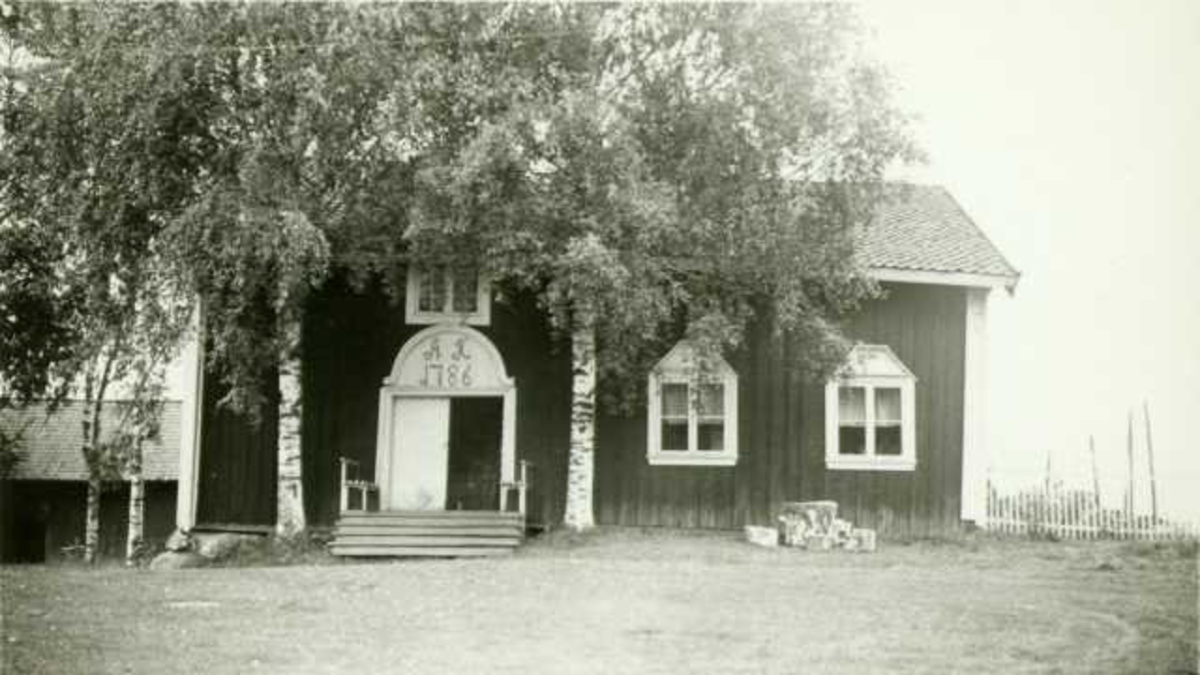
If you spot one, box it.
[149,551,209,570]
[164,529,192,552]
[745,525,780,547]
[194,532,263,560]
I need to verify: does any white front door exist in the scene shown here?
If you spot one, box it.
[388,397,450,510]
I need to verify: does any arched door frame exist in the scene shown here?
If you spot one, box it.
[375,324,516,510]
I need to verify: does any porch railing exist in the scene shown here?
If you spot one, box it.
[339,456,530,517]
[500,460,531,516]
[339,457,379,513]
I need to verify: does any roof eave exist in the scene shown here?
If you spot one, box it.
[869,267,1020,294]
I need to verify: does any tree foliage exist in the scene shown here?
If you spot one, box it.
[1,2,919,413]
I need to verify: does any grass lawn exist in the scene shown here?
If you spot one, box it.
[1,529,1196,674]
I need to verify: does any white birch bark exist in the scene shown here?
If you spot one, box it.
[563,307,597,531]
[276,318,306,536]
[80,379,101,564]
[126,468,144,565]
[81,353,115,563]
[84,475,101,563]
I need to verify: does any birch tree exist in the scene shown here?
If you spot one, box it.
[2,3,918,536]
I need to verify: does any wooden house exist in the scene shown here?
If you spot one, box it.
[170,184,1018,555]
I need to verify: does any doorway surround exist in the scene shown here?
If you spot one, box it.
[375,324,516,510]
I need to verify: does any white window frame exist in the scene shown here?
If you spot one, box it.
[647,342,738,467]
[405,265,491,326]
[825,344,917,471]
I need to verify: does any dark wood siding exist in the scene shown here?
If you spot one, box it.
[827,283,967,537]
[300,276,572,527]
[1,480,177,562]
[206,275,966,536]
[195,364,278,528]
[595,283,968,537]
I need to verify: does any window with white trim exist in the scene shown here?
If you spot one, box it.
[647,342,738,466]
[825,344,916,471]
[405,265,491,325]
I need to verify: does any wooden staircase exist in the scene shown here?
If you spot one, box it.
[330,456,530,558]
[330,510,525,558]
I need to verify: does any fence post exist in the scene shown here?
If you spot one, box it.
[1143,401,1159,528]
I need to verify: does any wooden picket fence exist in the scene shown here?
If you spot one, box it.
[983,478,1199,541]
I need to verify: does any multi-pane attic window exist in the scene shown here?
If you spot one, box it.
[406,265,490,326]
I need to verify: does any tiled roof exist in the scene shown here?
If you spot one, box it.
[859,184,1019,283]
[2,401,180,481]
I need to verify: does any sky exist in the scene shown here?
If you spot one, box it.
[859,1,1200,519]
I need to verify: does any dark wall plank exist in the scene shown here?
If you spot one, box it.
[593,283,968,537]
[195,361,278,527]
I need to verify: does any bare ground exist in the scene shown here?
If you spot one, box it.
[1,529,1196,675]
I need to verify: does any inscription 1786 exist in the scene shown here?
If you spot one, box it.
[418,336,474,388]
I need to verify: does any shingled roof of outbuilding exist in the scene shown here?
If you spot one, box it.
[1,400,180,481]
[859,184,1019,288]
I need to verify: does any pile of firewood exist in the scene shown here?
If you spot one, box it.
[744,500,876,552]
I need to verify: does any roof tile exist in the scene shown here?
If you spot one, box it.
[859,184,1018,280]
[2,401,180,481]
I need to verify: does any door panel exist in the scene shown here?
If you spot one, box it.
[389,398,450,510]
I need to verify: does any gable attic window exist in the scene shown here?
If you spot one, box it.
[405,265,491,326]
[825,344,916,471]
[647,342,739,467]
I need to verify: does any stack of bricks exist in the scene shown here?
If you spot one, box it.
[776,500,876,552]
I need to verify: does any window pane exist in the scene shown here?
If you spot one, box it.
[661,383,688,418]
[838,387,866,425]
[697,384,724,418]
[839,427,866,455]
[418,266,447,312]
[698,421,724,451]
[661,421,688,451]
[452,269,479,313]
[876,426,902,456]
[875,388,901,424]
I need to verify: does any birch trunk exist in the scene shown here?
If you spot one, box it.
[563,308,596,531]
[80,392,101,564]
[276,318,306,537]
[84,475,101,563]
[125,443,144,565]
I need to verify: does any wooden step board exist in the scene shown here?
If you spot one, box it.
[330,510,524,558]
